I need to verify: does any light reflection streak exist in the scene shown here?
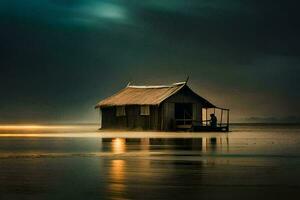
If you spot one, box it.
[112,138,126,154]
[109,159,126,198]
[111,160,125,181]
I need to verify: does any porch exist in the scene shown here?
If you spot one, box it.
[175,106,230,132]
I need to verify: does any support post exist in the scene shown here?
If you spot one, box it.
[206,108,208,126]
[227,109,230,131]
[99,108,102,129]
[220,109,223,127]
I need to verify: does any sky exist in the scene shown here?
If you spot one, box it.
[0,0,299,123]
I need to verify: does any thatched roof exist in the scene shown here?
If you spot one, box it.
[95,82,215,108]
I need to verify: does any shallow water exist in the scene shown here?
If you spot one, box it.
[0,124,300,200]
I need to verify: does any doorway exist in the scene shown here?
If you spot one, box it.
[175,103,193,126]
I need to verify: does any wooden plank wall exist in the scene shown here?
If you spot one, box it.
[101,105,161,130]
[101,107,116,129]
[162,103,175,131]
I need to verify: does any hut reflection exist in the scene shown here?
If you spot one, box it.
[101,135,229,199]
[101,136,229,153]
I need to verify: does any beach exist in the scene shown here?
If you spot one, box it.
[0,124,300,200]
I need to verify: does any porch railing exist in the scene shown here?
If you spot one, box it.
[175,107,230,131]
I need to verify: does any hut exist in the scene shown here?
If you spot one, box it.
[95,81,229,132]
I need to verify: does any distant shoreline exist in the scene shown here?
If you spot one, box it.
[231,122,300,126]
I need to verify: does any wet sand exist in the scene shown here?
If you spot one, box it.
[0,124,300,200]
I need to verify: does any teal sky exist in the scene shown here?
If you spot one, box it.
[0,0,299,123]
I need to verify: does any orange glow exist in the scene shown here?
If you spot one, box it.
[112,138,126,154]
[111,160,125,180]
[0,125,76,130]
[109,159,126,196]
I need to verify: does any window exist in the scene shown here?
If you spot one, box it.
[116,106,126,116]
[140,105,150,116]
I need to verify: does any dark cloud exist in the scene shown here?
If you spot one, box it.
[0,0,299,122]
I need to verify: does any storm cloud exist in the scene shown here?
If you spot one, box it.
[0,0,299,123]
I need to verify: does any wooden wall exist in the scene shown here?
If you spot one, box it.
[101,107,115,129]
[101,105,161,130]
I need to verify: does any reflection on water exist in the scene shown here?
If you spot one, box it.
[102,136,232,199]
[102,136,229,154]
[109,159,126,199]
[1,124,300,199]
[111,138,126,154]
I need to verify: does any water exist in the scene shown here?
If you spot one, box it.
[0,124,300,200]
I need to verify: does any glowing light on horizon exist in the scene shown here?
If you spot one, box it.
[0,125,79,130]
